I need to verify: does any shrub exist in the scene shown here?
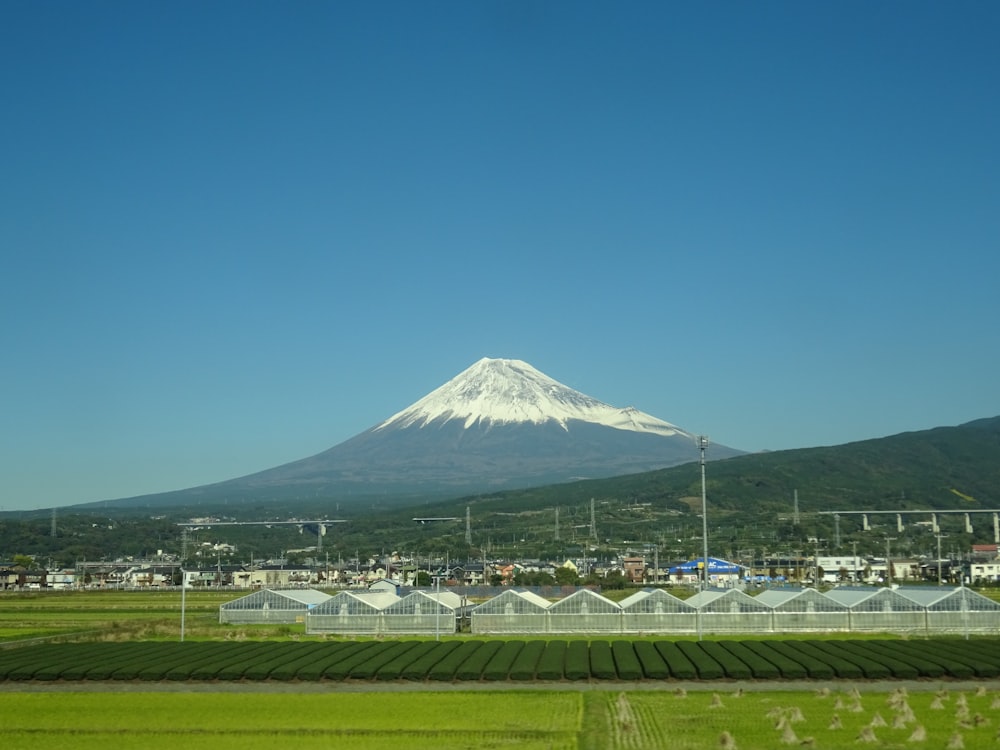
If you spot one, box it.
[654,641,697,680]
[455,641,503,681]
[536,640,568,681]
[798,640,870,679]
[347,642,416,680]
[633,640,669,680]
[763,641,833,679]
[482,640,525,681]
[428,640,485,681]
[401,642,460,681]
[375,641,439,681]
[740,640,806,679]
[565,641,591,681]
[675,641,724,680]
[839,641,918,679]
[611,640,643,681]
[318,642,382,680]
[700,641,751,680]
[589,641,616,680]
[718,641,779,680]
[509,640,546,681]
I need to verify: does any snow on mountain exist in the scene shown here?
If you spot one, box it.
[376,357,692,439]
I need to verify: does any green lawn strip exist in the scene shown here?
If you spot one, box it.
[610,640,643,681]
[762,640,833,679]
[346,640,418,680]
[428,640,486,681]
[536,639,567,680]
[653,640,697,680]
[798,640,871,679]
[675,641,724,680]
[739,640,806,679]
[588,640,616,680]
[455,640,504,681]
[321,641,385,680]
[632,640,669,679]
[509,639,546,680]
[837,640,920,679]
[565,640,591,680]
[924,640,1000,678]
[717,640,780,680]
[481,639,525,681]
[293,641,356,680]
[873,640,952,678]
[700,641,751,680]
[401,641,461,681]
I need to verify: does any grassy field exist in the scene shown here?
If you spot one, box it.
[4,688,1000,749]
[0,590,235,641]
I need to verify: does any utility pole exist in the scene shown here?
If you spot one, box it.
[699,436,710,592]
[936,533,945,586]
[589,498,597,540]
[554,507,560,542]
[851,540,858,584]
[465,506,472,546]
[885,537,896,586]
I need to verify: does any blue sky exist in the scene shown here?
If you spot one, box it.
[2,2,998,511]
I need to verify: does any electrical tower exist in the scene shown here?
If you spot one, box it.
[589,498,597,540]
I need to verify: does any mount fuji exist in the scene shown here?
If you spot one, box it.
[98,358,743,508]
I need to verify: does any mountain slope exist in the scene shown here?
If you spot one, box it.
[84,358,741,509]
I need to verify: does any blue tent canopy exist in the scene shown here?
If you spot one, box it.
[669,557,743,575]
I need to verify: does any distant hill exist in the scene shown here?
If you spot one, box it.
[450,415,1000,517]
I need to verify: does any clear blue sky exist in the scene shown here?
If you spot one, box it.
[2,2,998,511]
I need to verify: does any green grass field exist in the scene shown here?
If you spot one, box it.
[3,688,1000,749]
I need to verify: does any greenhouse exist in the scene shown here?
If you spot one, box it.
[619,588,697,634]
[547,588,622,633]
[685,589,771,633]
[381,591,463,635]
[755,587,850,632]
[824,587,926,632]
[470,589,551,634]
[219,588,332,624]
[304,590,400,635]
[897,586,1000,634]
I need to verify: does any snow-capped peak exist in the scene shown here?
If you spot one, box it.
[374,357,692,438]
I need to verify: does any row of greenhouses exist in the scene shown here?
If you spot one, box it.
[219,588,468,635]
[218,585,1000,635]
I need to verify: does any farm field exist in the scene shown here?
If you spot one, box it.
[5,688,1000,749]
[3,637,1000,682]
[0,590,234,641]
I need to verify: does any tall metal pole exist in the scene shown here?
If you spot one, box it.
[699,436,709,592]
[180,566,186,642]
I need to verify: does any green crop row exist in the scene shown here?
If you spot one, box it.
[3,638,1000,683]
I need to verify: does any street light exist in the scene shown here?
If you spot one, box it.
[699,436,710,592]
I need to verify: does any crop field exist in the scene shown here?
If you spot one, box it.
[3,637,1000,682]
[0,590,234,641]
[6,688,1000,749]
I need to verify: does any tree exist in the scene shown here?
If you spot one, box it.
[12,554,33,569]
[554,566,579,586]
